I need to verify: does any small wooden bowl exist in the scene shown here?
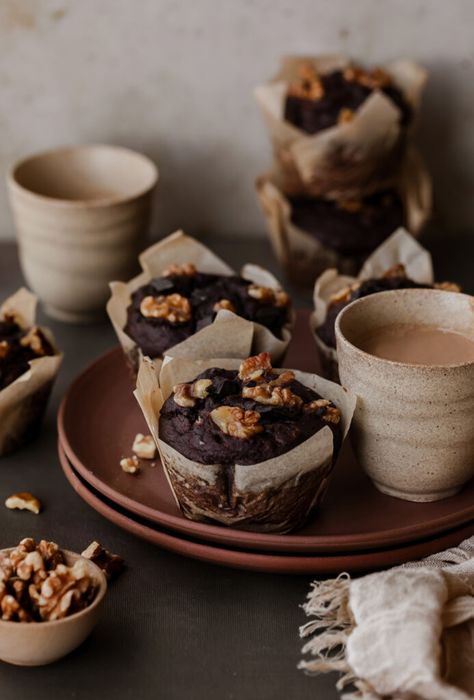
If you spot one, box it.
[0,549,107,666]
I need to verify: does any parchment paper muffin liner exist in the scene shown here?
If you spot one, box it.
[254,54,427,198]
[134,315,356,533]
[255,148,432,289]
[107,230,294,375]
[310,228,434,381]
[0,288,62,456]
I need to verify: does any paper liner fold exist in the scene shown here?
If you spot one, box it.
[254,54,427,198]
[310,229,435,381]
[134,316,356,533]
[255,148,432,289]
[107,230,293,375]
[0,288,62,456]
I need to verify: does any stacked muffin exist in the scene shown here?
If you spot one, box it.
[255,55,432,287]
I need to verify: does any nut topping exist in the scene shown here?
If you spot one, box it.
[343,65,391,90]
[120,456,140,474]
[213,299,236,313]
[242,384,303,408]
[288,63,324,101]
[305,399,341,424]
[20,327,49,356]
[163,263,197,277]
[210,406,263,439]
[29,559,96,622]
[247,285,290,307]
[382,264,407,279]
[338,108,354,125]
[329,284,358,305]
[132,433,156,460]
[5,492,42,515]
[337,198,362,213]
[434,281,462,292]
[140,294,192,323]
[0,340,9,359]
[173,378,213,407]
[238,353,272,382]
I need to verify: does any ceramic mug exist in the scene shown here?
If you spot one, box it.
[336,289,474,502]
[7,144,158,323]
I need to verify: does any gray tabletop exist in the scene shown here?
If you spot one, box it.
[0,234,472,700]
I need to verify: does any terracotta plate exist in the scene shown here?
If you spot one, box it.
[58,441,474,574]
[57,310,474,554]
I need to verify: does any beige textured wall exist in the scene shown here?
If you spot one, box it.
[1,0,473,240]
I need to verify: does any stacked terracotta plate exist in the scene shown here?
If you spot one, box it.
[57,311,474,574]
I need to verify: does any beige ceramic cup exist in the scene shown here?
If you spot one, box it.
[336,289,474,502]
[7,145,158,323]
[0,550,107,666]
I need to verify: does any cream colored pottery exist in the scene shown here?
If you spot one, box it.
[7,145,158,323]
[0,549,107,666]
[336,289,474,502]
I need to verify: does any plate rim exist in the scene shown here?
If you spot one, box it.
[57,342,474,554]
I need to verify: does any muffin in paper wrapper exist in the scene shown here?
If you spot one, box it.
[255,148,432,289]
[310,228,435,381]
[107,230,293,375]
[0,288,62,456]
[254,54,427,198]
[134,314,356,533]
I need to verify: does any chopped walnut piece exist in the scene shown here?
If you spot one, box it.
[343,65,391,89]
[81,541,125,581]
[288,63,324,101]
[5,492,42,515]
[213,299,236,313]
[132,433,156,460]
[329,284,357,305]
[338,108,354,125]
[305,399,341,424]
[173,378,213,408]
[139,294,192,323]
[434,281,462,292]
[0,340,9,359]
[238,353,272,382]
[29,560,96,622]
[382,264,407,279]
[120,456,140,474]
[247,285,289,307]
[163,262,197,277]
[37,540,65,569]
[20,327,48,356]
[210,406,263,439]
[243,384,303,408]
[1,593,32,622]
[16,551,45,581]
[270,370,295,386]
[337,199,362,213]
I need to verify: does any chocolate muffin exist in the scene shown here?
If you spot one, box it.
[285,63,411,135]
[160,353,342,466]
[0,320,55,390]
[317,265,461,349]
[124,264,291,359]
[288,189,405,257]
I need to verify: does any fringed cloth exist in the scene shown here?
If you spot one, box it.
[299,536,474,699]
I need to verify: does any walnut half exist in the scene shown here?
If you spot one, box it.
[5,492,42,515]
[247,285,289,308]
[305,399,341,424]
[238,353,272,382]
[140,294,192,323]
[210,406,263,439]
[173,378,213,408]
[163,263,197,277]
[242,384,302,408]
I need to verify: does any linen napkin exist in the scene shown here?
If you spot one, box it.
[299,536,474,699]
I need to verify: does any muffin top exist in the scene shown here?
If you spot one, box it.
[159,353,342,466]
[124,264,291,358]
[0,320,55,390]
[289,189,404,256]
[284,63,411,135]
[317,265,461,348]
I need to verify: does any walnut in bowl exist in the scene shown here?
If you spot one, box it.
[0,538,107,666]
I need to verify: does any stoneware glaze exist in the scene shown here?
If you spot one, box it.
[336,289,474,502]
[0,549,107,666]
[7,145,158,323]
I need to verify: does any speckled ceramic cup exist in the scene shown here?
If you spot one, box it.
[336,289,474,502]
[7,145,158,323]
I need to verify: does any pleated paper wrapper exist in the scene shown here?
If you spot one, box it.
[255,148,432,289]
[310,228,435,381]
[0,288,62,456]
[254,54,427,198]
[134,314,356,533]
[107,230,293,376]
